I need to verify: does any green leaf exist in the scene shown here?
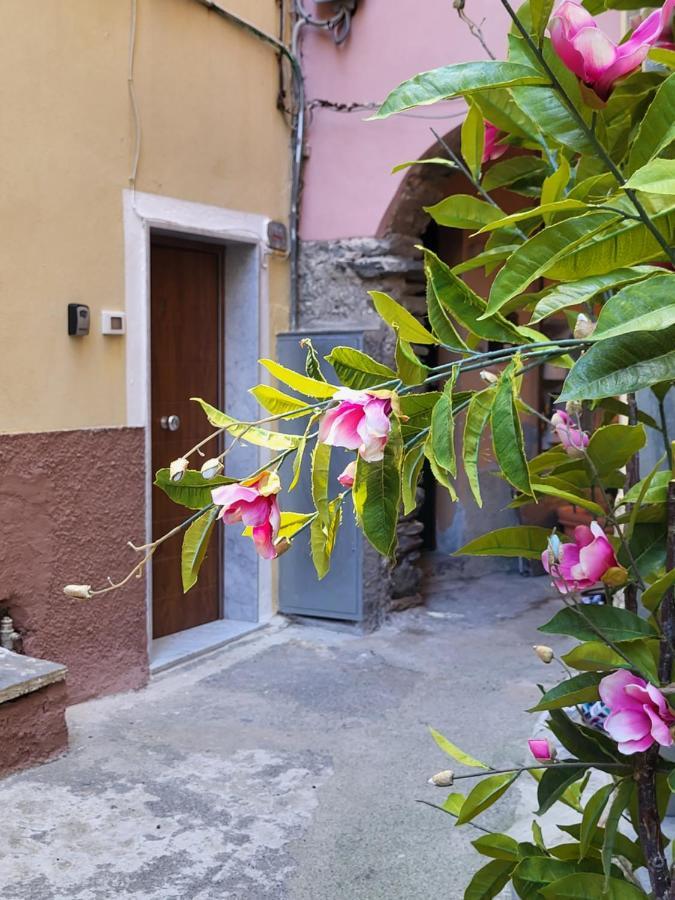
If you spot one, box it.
[324,346,397,391]
[482,156,549,194]
[472,87,540,143]
[154,468,235,510]
[374,61,548,119]
[579,783,614,860]
[369,291,438,344]
[276,511,316,540]
[455,525,556,559]
[627,72,675,175]
[477,199,588,235]
[395,332,429,386]
[648,47,675,67]
[399,391,442,438]
[463,389,495,507]
[425,195,504,230]
[540,606,657,643]
[353,419,402,556]
[301,338,327,382]
[541,157,570,215]
[625,523,667,582]
[527,481,605,516]
[530,0,555,43]
[624,159,675,196]
[642,568,675,613]
[431,376,458,477]
[593,274,675,341]
[259,359,338,399]
[540,873,646,899]
[602,780,634,887]
[562,640,659,683]
[310,495,343,580]
[181,507,218,593]
[429,726,490,769]
[311,441,332,524]
[529,267,661,324]
[425,278,470,350]
[547,709,627,767]
[537,766,588,816]
[391,157,459,174]
[491,361,532,496]
[531,768,589,813]
[529,672,603,712]
[560,325,675,401]
[424,249,525,344]
[192,398,301,451]
[591,397,660,432]
[558,823,643,870]
[464,859,515,900]
[250,385,312,418]
[289,434,308,492]
[513,857,580,886]
[485,212,618,316]
[402,444,425,515]
[461,101,485,182]
[457,771,520,825]
[586,424,647,477]
[623,469,670,506]
[472,833,520,861]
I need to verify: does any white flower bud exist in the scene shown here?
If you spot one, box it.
[200,458,223,479]
[574,313,595,339]
[428,769,454,787]
[479,370,499,385]
[63,584,93,600]
[533,644,554,664]
[170,457,189,482]
[565,400,583,417]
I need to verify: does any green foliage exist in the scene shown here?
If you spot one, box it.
[491,361,532,495]
[592,273,675,339]
[192,398,302,450]
[529,672,603,712]
[429,727,490,769]
[461,101,485,182]
[353,420,402,556]
[325,346,397,390]
[155,468,234,510]
[181,507,218,593]
[456,525,556,559]
[369,291,438,344]
[539,605,657,643]
[457,771,520,825]
[462,388,495,506]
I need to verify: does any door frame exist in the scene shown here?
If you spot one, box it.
[123,190,274,657]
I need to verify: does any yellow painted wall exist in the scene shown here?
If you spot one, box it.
[0,0,291,433]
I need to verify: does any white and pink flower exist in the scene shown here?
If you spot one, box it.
[542,522,619,594]
[337,460,357,489]
[212,470,281,560]
[528,738,556,763]
[551,409,589,457]
[550,0,675,100]
[319,389,393,463]
[482,122,507,164]
[600,670,675,755]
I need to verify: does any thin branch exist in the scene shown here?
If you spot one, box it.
[453,1,496,60]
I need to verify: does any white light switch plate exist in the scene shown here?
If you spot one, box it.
[101,310,126,335]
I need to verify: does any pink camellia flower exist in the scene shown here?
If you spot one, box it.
[482,122,507,164]
[211,470,281,560]
[551,409,589,457]
[550,0,675,100]
[600,669,675,754]
[319,389,392,463]
[542,522,619,594]
[337,460,357,489]
[528,738,556,762]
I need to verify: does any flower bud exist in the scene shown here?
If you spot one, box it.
[533,644,554,664]
[257,470,282,497]
[574,313,596,340]
[602,566,629,588]
[479,370,499,385]
[170,457,189,482]
[63,584,93,600]
[428,769,454,787]
[565,400,583,417]
[528,739,556,763]
[200,458,223,479]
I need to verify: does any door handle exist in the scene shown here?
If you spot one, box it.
[160,414,181,432]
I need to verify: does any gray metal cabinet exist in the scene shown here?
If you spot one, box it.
[276,330,365,621]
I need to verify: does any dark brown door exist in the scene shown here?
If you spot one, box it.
[150,237,223,639]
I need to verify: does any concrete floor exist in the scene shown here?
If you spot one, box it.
[1,570,569,900]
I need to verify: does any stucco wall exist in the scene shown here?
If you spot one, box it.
[298,0,622,240]
[0,0,290,434]
[0,428,148,704]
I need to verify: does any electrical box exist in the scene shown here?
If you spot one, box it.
[277,330,365,622]
[68,303,90,337]
[101,311,126,335]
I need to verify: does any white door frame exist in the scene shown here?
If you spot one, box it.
[123,189,274,656]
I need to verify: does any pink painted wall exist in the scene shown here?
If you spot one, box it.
[299,0,622,240]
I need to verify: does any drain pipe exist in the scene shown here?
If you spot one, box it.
[189,0,306,330]
[0,615,20,651]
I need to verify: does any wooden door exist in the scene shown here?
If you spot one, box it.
[150,237,223,639]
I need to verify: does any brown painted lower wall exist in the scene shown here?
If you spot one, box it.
[0,427,148,704]
[0,681,68,776]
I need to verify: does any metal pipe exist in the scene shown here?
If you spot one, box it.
[0,615,19,651]
[190,0,306,330]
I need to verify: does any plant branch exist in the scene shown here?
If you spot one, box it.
[623,393,640,613]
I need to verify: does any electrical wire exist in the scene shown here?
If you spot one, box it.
[128,0,142,186]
